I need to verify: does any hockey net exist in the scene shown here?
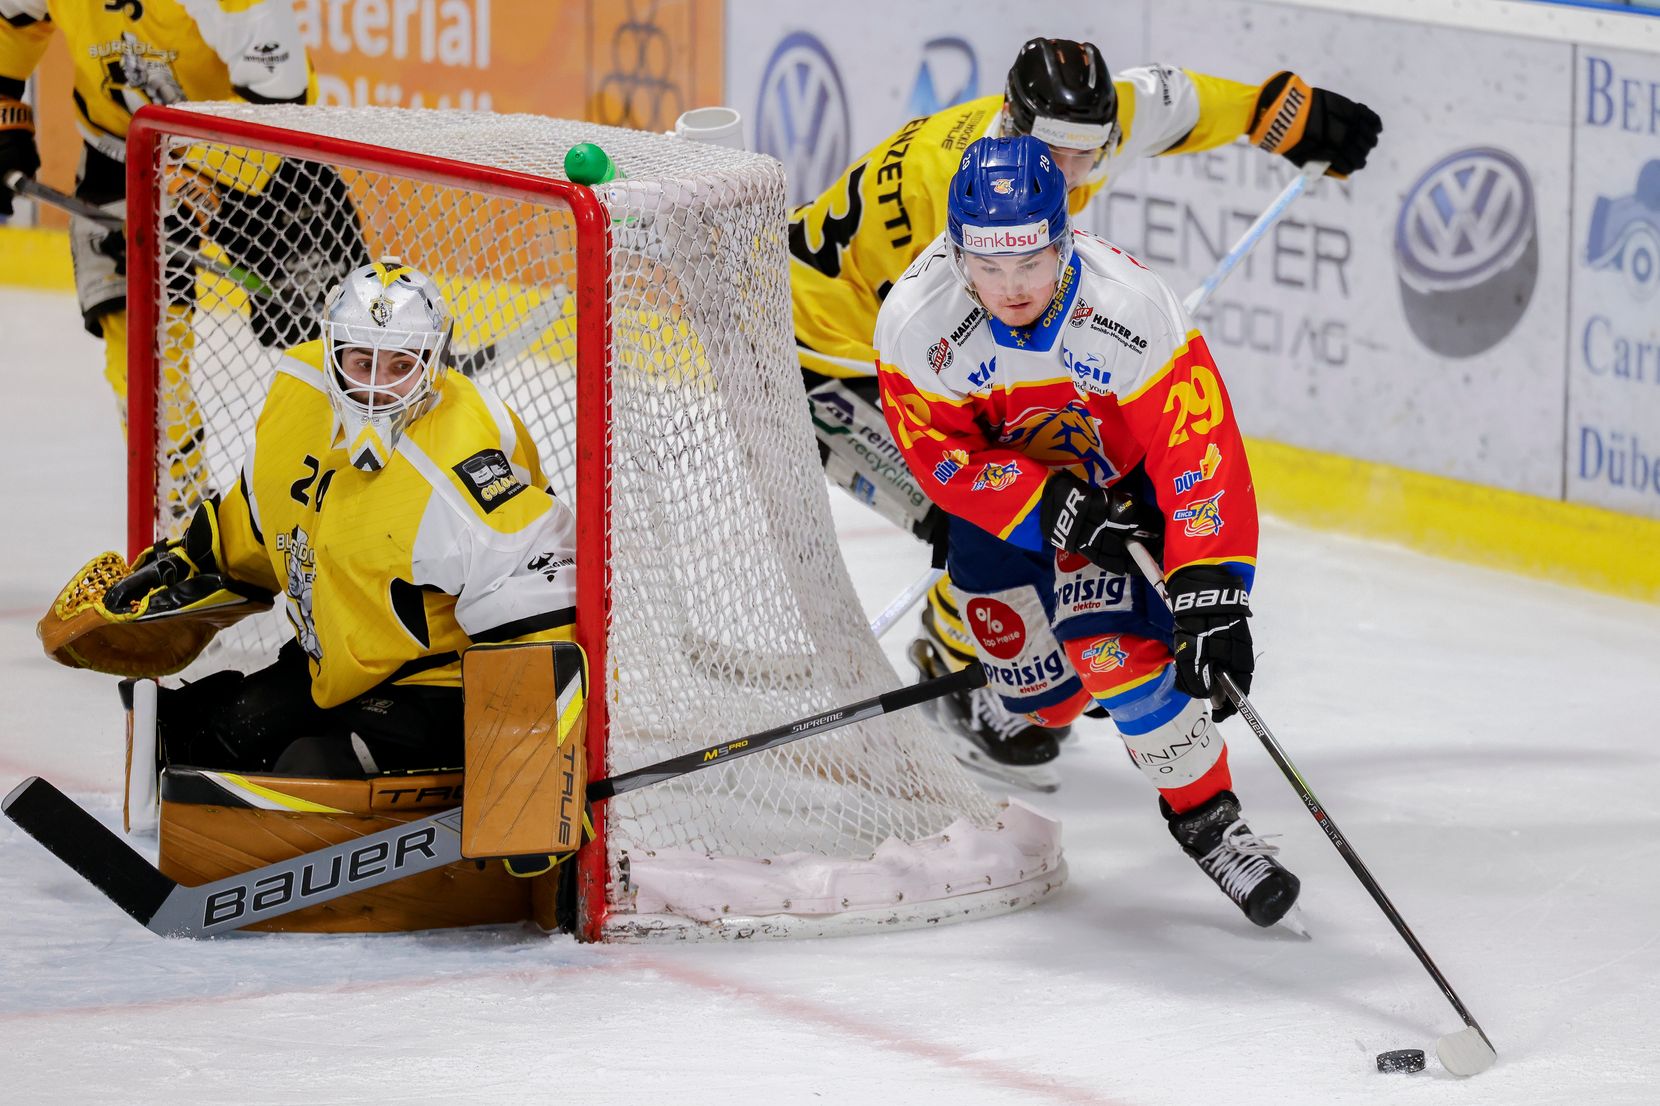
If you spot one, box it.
[125,103,1063,941]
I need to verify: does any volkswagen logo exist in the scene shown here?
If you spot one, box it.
[755,32,851,207]
[1394,147,1538,358]
[907,37,979,119]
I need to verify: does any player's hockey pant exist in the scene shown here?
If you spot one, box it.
[155,640,463,775]
[948,517,1231,813]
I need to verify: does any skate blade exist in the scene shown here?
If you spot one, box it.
[1276,902,1312,939]
[955,750,1061,794]
[1436,1026,1496,1076]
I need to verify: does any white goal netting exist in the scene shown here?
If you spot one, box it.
[128,103,1063,940]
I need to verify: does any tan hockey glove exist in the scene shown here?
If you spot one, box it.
[39,503,274,677]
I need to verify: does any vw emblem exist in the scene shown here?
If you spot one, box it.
[907,36,979,118]
[755,32,851,207]
[1395,147,1534,294]
[1394,147,1538,358]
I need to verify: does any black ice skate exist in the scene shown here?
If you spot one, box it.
[908,639,1061,792]
[1165,790,1301,928]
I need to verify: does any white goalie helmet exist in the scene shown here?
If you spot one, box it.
[322,258,453,472]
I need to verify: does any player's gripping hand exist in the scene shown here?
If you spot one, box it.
[0,95,41,216]
[1039,471,1161,576]
[1249,72,1382,179]
[1167,565,1253,721]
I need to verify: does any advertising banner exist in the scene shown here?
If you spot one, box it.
[1108,1,1574,499]
[293,0,722,130]
[1568,45,1660,517]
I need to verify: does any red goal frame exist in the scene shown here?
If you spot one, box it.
[125,105,618,941]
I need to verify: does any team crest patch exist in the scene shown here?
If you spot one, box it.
[1173,489,1225,537]
[990,177,1015,195]
[972,460,1022,491]
[1080,636,1129,672]
[928,337,954,373]
[369,296,394,326]
[453,449,527,513]
[1070,302,1093,327]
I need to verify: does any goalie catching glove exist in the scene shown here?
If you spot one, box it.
[38,500,273,678]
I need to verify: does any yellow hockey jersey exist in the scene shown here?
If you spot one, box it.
[790,66,1266,379]
[210,342,578,710]
[0,0,313,164]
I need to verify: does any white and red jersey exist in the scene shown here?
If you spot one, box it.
[874,230,1259,587]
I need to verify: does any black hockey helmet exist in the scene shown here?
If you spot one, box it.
[1003,38,1118,151]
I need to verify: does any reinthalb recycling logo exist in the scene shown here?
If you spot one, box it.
[755,32,851,207]
[1394,147,1537,358]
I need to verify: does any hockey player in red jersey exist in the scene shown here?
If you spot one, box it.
[875,135,1299,927]
[796,36,1381,787]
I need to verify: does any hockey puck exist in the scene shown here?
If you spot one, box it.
[1376,1049,1426,1074]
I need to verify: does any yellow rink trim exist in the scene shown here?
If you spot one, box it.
[1247,437,1660,605]
[0,227,75,291]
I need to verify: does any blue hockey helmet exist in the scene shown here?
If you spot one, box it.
[946,135,1073,295]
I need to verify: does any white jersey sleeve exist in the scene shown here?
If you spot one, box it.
[180,0,310,104]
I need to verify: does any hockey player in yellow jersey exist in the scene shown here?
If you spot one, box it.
[796,37,1381,789]
[98,260,578,775]
[0,2,366,524]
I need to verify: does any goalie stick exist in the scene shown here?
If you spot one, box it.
[7,171,563,378]
[2,664,986,939]
[1124,540,1497,1077]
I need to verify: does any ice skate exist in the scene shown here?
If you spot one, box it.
[908,638,1061,792]
[1165,790,1301,928]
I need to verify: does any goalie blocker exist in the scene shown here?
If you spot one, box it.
[125,641,591,933]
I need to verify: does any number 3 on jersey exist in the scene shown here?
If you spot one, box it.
[1164,363,1224,447]
[290,455,336,510]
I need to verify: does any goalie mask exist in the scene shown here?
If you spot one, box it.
[322,260,452,472]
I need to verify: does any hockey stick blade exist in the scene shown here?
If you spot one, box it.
[4,777,175,927]
[4,776,467,937]
[1437,1025,1497,1077]
[4,666,985,936]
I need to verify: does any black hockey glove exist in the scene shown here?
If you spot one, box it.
[1249,72,1382,179]
[1167,565,1253,721]
[104,499,225,616]
[0,94,41,217]
[1039,471,1162,576]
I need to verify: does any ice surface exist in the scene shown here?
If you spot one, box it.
[2,288,1656,1104]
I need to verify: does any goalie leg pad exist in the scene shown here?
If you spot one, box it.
[462,641,588,862]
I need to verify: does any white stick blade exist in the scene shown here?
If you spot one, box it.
[1436,1026,1497,1076]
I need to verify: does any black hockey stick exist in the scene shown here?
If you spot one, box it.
[5,171,275,297]
[1125,540,1496,1076]
[2,664,985,939]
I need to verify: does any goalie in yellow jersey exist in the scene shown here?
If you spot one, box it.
[75,260,579,779]
[793,37,1381,789]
